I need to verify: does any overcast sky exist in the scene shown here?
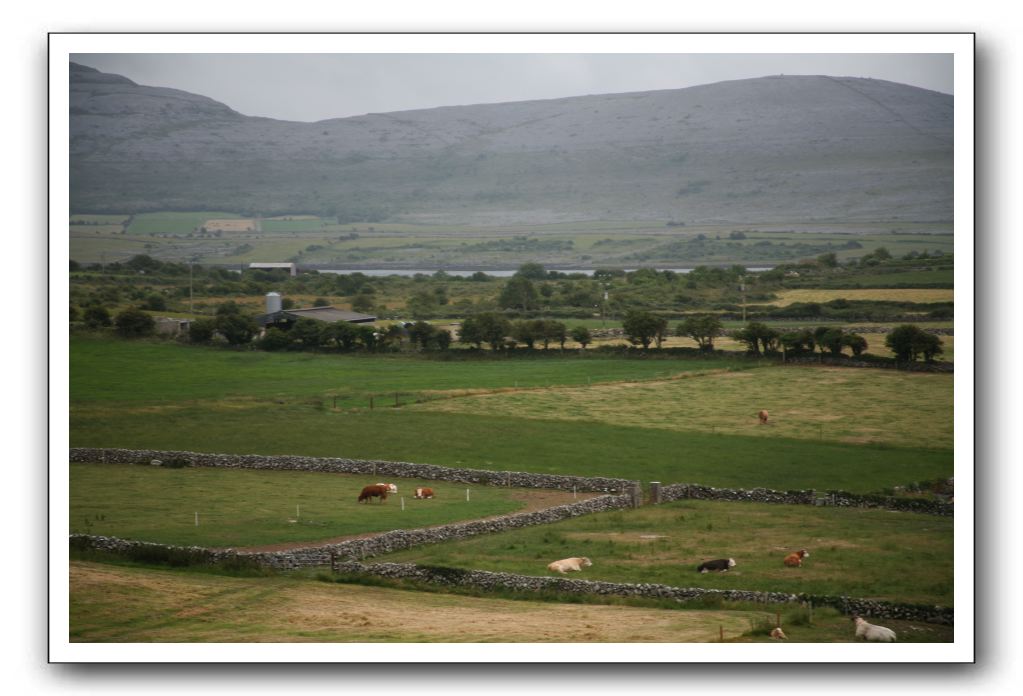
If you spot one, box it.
[71,53,953,123]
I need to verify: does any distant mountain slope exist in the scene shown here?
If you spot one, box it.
[69,62,953,225]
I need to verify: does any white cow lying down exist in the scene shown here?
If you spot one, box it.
[853,616,897,642]
[547,557,592,573]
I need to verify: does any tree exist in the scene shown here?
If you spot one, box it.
[623,310,667,349]
[498,275,540,312]
[511,320,539,349]
[142,294,167,311]
[83,305,111,329]
[677,314,723,352]
[817,252,838,268]
[515,262,548,280]
[433,329,452,350]
[734,322,780,356]
[571,326,592,350]
[216,313,257,345]
[408,321,436,350]
[816,327,846,355]
[215,301,244,317]
[188,317,217,344]
[290,318,323,348]
[885,325,943,362]
[312,297,331,307]
[258,327,292,351]
[114,307,155,338]
[355,324,379,351]
[457,316,485,349]
[321,321,359,351]
[545,320,568,350]
[780,329,815,355]
[350,293,375,313]
[476,313,511,350]
[842,333,868,357]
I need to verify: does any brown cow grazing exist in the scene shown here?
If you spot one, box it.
[783,549,809,567]
[414,487,434,499]
[758,409,769,425]
[358,484,390,503]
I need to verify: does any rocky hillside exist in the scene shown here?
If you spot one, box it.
[69,62,953,226]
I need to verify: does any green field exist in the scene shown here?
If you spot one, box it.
[126,211,241,235]
[376,499,954,607]
[70,337,952,492]
[410,365,954,449]
[70,462,533,548]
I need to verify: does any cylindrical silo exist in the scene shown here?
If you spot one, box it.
[266,292,282,314]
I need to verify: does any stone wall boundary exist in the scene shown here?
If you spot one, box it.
[329,561,954,626]
[658,483,953,516]
[69,448,633,493]
[69,493,633,570]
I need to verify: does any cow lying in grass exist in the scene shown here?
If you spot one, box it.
[696,558,736,573]
[783,549,809,567]
[414,487,434,499]
[547,557,592,573]
[358,484,390,503]
[852,616,897,642]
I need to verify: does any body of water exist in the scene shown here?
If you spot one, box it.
[317,267,773,278]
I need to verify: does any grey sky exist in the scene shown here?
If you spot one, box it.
[71,53,953,123]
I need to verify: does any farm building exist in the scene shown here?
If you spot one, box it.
[255,293,376,331]
[153,317,191,336]
[249,262,296,276]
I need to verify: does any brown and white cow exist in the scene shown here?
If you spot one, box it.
[783,549,809,567]
[358,484,390,503]
[376,482,398,494]
[758,409,770,425]
[414,487,434,499]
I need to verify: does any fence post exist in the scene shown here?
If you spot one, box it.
[630,482,642,508]
[650,482,661,504]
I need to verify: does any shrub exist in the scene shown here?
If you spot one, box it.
[114,307,156,338]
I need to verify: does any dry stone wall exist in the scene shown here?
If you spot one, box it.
[331,561,954,626]
[69,448,633,493]
[70,493,633,571]
[659,483,953,517]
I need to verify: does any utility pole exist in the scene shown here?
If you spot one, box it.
[189,261,194,314]
[740,275,747,323]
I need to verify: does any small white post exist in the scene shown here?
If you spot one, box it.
[401,496,405,511]
[573,485,577,499]
[297,505,300,519]
[194,512,199,527]
[466,488,470,502]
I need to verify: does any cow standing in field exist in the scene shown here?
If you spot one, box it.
[758,409,770,425]
[376,483,398,494]
[358,484,390,503]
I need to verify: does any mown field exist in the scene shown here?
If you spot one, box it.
[409,365,954,449]
[69,338,952,492]
[770,288,955,306]
[68,561,953,643]
[377,499,954,607]
[70,462,562,548]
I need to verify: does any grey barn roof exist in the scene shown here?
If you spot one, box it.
[256,306,376,326]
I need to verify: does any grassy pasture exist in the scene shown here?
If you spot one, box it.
[377,499,954,607]
[410,366,954,449]
[68,561,771,643]
[769,288,955,306]
[69,336,745,405]
[69,338,952,491]
[126,211,241,235]
[70,462,535,548]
